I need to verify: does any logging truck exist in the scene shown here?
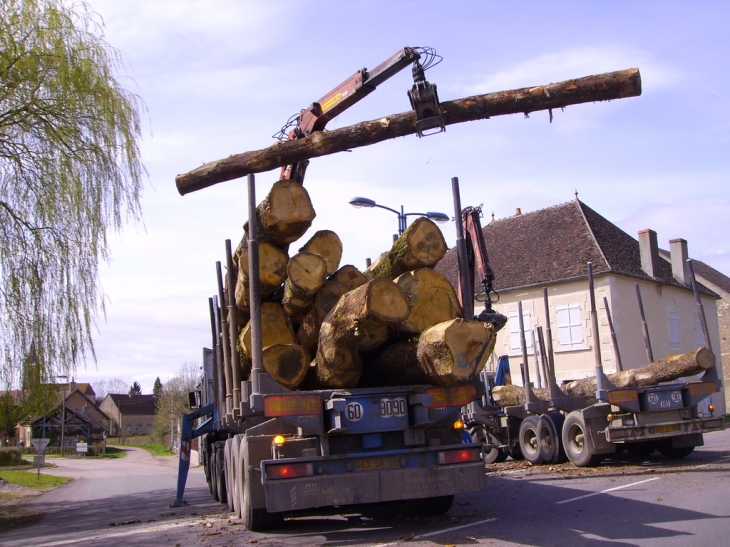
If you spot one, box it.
[463,263,726,467]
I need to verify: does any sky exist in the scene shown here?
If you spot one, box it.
[72,0,730,393]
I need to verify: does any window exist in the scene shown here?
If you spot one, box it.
[136,424,142,432]
[148,424,153,432]
[126,424,132,432]
[695,317,706,347]
[668,312,681,349]
[556,303,583,347]
[508,310,532,351]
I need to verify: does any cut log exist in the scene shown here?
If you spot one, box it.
[252,180,316,246]
[314,278,410,388]
[491,384,551,407]
[298,230,343,276]
[297,265,367,354]
[239,302,296,360]
[416,319,497,385]
[282,251,328,325]
[366,218,447,280]
[235,241,289,313]
[176,69,642,195]
[563,346,716,398]
[261,344,310,390]
[394,268,462,333]
[362,339,426,387]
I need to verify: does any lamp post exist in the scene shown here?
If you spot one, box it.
[349,197,449,236]
[56,374,68,456]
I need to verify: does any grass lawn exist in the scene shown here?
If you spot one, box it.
[97,446,126,458]
[118,443,174,457]
[0,470,71,490]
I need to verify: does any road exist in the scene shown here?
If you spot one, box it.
[3,431,730,547]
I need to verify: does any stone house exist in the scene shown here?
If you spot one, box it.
[99,394,158,436]
[436,199,726,413]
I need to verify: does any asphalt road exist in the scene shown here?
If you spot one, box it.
[3,431,730,547]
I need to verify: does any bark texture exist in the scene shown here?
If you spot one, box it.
[176,69,642,195]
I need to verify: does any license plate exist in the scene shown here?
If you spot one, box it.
[355,456,401,472]
[652,424,679,433]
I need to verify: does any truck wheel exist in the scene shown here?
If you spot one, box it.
[224,439,234,511]
[210,447,220,501]
[205,450,214,495]
[408,495,454,515]
[562,411,602,467]
[470,426,508,464]
[216,445,227,504]
[626,441,656,459]
[537,412,567,464]
[518,416,544,465]
[241,441,283,531]
[657,440,694,459]
[231,435,243,518]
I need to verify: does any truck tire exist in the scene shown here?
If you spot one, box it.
[235,435,246,519]
[216,445,227,504]
[656,439,695,459]
[562,411,602,467]
[626,441,656,459]
[518,416,544,465]
[537,412,567,464]
[205,448,213,495]
[408,495,454,515]
[211,446,220,501]
[231,435,243,518]
[470,426,508,464]
[224,439,234,511]
[241,439,283,531]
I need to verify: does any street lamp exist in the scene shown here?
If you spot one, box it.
[56,374,68,456]
[349,196,449,236]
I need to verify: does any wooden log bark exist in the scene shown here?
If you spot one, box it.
[394,268,462,333]
[235,241,289,313]
[282,251,328,325]
[314,278,410,388]
[366,218,447,280]
[492,384,551,407]
[298,230,343,276]
[176,69,642,195]
[416,319,497,385]
[252,180,316,246]
[563,346,716,398]
[261,344,310,390]
[297,265,367,354]
[239,302,296,361]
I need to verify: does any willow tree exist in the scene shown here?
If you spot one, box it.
[0,0,145,385]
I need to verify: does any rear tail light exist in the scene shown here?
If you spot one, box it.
[266,462,314,480]
[264,394,321,417]
[689,382,717,397]
[426,385,477,408]
[437,447,481,465]
[607,389,638,405]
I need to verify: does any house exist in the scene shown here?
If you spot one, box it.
[99,394,158,436]
[436,199,726,413]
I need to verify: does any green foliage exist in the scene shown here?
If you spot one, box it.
[153,362,198,443]
[121,442,174,457]
[153,377,162,397]
[128,381,142,395]
[0,447,22,466]
[0,0,145,384]
[0,469,71,489]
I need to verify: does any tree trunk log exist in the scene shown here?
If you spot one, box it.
[366,218,447,280]
[314,278,410,388]
[251,180,316,246]
[298,230,343,276]
[297,264,367,354]
[239,302,296,363]
[235,241,289,313]
[416,319,497,385]
[261,344,310,390]
[282,251,328,325]
[491,347,716,406]
[563,346,716,398]
[176,69,642,195]
[394,268,462,333]
[362,339,424,387]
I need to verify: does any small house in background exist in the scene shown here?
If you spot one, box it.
[436,198,726,413]
[100,394,158,436]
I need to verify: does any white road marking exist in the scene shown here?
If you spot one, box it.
[380,517,498,545]
[26,520,197,547]
[556,477,661,505]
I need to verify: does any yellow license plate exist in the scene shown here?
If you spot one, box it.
[355,456,401,472]
[653,425,679,433]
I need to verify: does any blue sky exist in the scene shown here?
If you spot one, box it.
[79,0,729,392]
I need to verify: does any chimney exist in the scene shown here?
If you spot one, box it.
[669,238,690,285]
[638,229,660,278]
[515,208,522,216]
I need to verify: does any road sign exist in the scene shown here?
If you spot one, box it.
[76,442,88,453]
[30,438,50,454]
